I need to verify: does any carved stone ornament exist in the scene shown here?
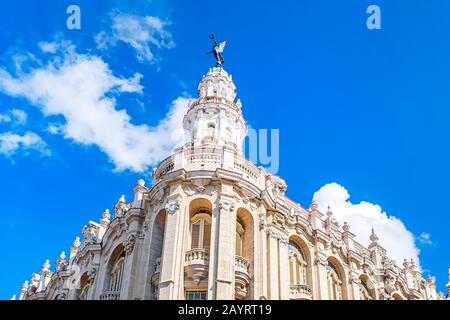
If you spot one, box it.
[56,292,67,300]
[124,233,137,254]
[314,251,327,266]
[266,228,288,244]
[87,268,97,284]
[165,201,180,215]
[82,225,98,245]
[114,195,131,217]
[219,201,235,213]
[349,273,361,285]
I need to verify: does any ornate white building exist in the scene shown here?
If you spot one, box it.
[13,66,449,301]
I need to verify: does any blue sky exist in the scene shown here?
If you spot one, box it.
[0,0,449,298]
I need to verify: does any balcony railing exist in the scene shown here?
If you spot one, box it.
[99,291,120,300]
[289,284,312,300]
[234,255,251,300]
[184,248,209,285]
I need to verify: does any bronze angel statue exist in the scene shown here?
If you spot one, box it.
[207,33,226,66]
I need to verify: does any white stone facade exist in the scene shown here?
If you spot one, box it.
[15,67,448,301]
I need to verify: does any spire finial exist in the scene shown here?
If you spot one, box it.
[137,178,145,187]
[369,228,379,243]
[309,200,318,212]
[21,280,29,290]
[326,205,333,217]
[73,236,81,248]
[42,259,50,271]
[102,209,111,221]
[342,221,350,232]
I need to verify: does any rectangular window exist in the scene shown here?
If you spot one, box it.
[185,291,207,300]
[203,222,211,249]
[191,223,200,248]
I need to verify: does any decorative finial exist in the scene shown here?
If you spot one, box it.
[10,295,16,300]
[326,205,333,218]
[207,33,226,67]
[42,259,50,271]
[119,194,126,203]
[309,200,318,212]
[342,221,350,232]
[137,179,145,187]
[21,280,29,290]
[102,209,111,221]
[73,236,81,248]
[403,259,410,268]
[236,99,242,109]
[369,228,379,243]
[56,251,68,271]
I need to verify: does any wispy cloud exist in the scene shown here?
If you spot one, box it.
[417,232,434,245]
[0,40,188,172]
[0,109,27,126]
[95,13,175,64]
[0,131,50,158]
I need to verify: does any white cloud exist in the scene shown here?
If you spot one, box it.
[38,41,58,54]
[0,43,188,172]
[418,232,433,245]
[10,109,27,125]
[0,109,27,125]
[312,182,420,266]
[0,131,50,157]
[95,14,175,63]
[0,114,10,123]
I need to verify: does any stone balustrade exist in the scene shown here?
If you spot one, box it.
[184,249,209,285]
[289,284,312,300]
[234,255,251,300]
[99,291,120,300]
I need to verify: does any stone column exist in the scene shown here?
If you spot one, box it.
[158,191,185,300]
[278,237,290,300]
[257,212,268,299]
[314,244,329,300]
[267,230,279,299]
[213,192,236,299]
[348,271,361,300]
[136,207,158,300]
[120,208,144,300]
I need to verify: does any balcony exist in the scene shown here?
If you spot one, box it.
[99,291,120,300]
[184,249,209,285]
[235,255,250,300]
[289,284,312,300]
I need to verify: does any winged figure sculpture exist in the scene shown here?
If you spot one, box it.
[207,33,226,66]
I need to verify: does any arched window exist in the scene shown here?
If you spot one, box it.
[109,253,125,293]
[207,123,215,138]
[359,280,372,300]
[236,219,244,256]
[288,241,307,286]
[79,284,90,300]
[78,273,90,300]
[326,261,343,300]
[190,208,212,250]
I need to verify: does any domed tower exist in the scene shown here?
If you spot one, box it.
[152,64,261,187]
[183,66,247,153]
[147,41,263,300]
